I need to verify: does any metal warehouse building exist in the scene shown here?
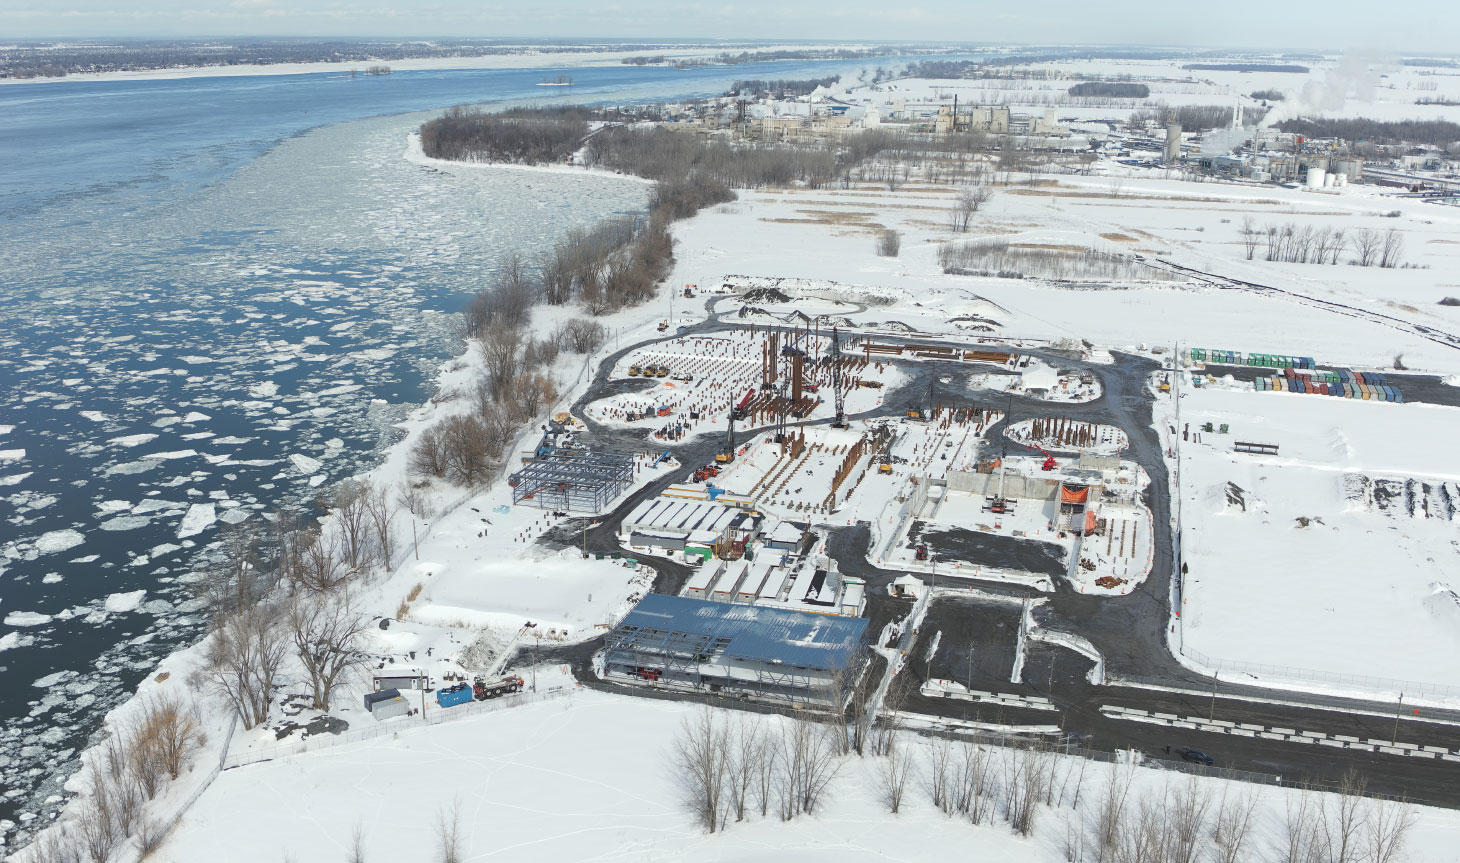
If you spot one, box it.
[601,593,869,704]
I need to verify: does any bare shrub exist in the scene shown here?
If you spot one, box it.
[1379,227,1404,268]
[876,229,901,257]
[135,692,204,781]
[435,797,464,863]
[438,414,497,487]
[409,425,448,479]
[558,318,607,354]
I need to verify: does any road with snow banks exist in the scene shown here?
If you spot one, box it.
[517,311,1460,808]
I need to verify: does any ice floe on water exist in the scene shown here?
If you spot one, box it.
[3,611,53,628]
[100,515,153,531]
[0,631,35,652]
[288,453,323,475]
[103,590,146,614]
[176,503,216,538]
[107,433,158,448]
[78,411,109,422]
[0,449,25,463]
[0,473,32,486]
[33,529,84,555]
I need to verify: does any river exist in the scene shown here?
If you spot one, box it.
[0,54,976,841]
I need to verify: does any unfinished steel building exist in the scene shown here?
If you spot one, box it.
[601,593,869,704]
[508,451,634,513]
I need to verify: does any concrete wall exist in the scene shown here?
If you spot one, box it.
[946,470,1063,501]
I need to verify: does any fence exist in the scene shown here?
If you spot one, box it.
[223,687,574,769]
[1174,644,1460,705]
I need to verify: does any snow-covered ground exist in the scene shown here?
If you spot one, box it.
[150,688,1460,863]
[1165,384,1460,691]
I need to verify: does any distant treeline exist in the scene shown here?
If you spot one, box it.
[1131,104,1269,132]
[1182,63,1309,73]
[624,47,911,68]
[906,52,1180,79]
[0,37,693,79]
[419,106,593,164]
[729,76,840,98]
[1068,82,1150,98]
[1275,117,1460,147]
[1250,89,1286,101]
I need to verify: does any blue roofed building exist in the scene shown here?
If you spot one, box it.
[601,593,870,704]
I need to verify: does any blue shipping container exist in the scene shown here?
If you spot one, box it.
[436,684,474,708]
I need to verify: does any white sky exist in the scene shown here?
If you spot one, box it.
[1,0,1456,54]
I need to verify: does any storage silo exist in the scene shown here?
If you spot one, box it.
[1164,122,1182,163]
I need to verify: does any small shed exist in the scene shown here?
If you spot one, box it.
[364,689,412,721]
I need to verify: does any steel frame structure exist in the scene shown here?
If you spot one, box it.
[510,451,634,513]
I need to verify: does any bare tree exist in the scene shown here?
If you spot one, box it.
[1167,774,1214,863]
[76,765,120,863]
[479,321,522,402]
[1276,785,1322,863]
[409,424,448,479]
[199,603,288,729]
[725,715,764,822]
[288,593,370,712]
[435,797,464,863]
[877,740,915,814]
[925,734,954,814]
[1090,760,1134,862]
[876,229,901,257]
[363,484,396,569]
[672,709,730,833]
[559,318,607,354]
[951,186,992,232]
[439,414,496,487]
[1002,743,1047,837]
[30,826,84,863]
[509,372,557,422]
[348,821,368,863]
[1328,228,1346,264]
[786,713,842,817]
[294,529,348,593]
[327,480,372,571]
[1352,228,1382,266]
[1239,215,1259,260]
[1210,785,1259,863]
[1365,795,1416,863]
[194,525,263,614]
[1379,228,1404,268]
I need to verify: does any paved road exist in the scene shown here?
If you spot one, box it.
[505,312,1460,806]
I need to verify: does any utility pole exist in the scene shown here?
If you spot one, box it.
[1392,692,1404,745]
[1209,675,1218,722]
[412,520,419,561]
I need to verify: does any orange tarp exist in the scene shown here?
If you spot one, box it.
[1060,485,1089,504]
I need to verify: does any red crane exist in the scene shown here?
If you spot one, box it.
[1028,443,1057,471]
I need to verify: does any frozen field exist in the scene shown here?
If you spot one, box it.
[1170,385,1460,690]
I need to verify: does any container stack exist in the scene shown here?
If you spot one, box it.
[1255,368,1402,402]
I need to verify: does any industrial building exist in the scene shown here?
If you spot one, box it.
[619,495,763,559]
[601,593,870,703]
